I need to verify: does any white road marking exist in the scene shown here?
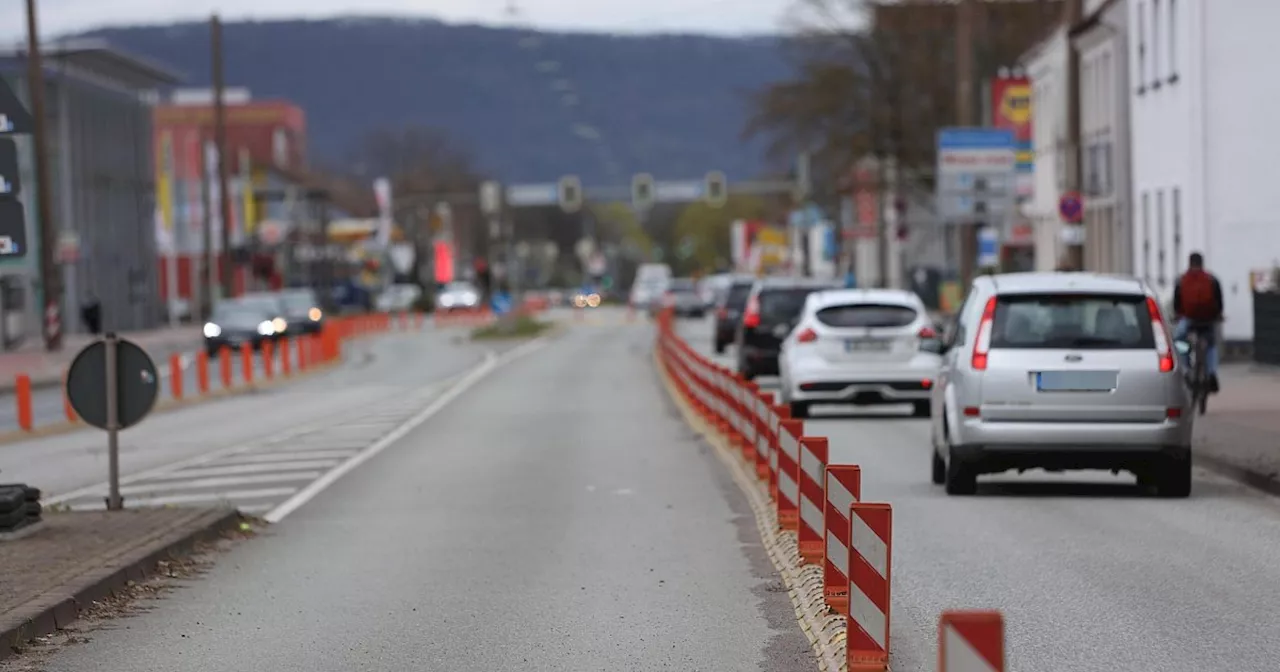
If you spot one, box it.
[119,471,323,495]
[145,460,343,479]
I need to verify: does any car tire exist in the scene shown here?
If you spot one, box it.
[790,401,810,418]
[1155,454,1192,498]
[912,401,931,418]
[943,454,977,496]
[931,450,946,485]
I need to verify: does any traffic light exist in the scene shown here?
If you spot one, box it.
[558,175,582,213]
[704,170,727,208]
[632,173,654,211]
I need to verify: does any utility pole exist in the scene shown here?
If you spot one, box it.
[199,137,213,322]
[1062,0,1085,271]
[211,14,234,300]
[25,0,61,351]
[955,0,979,288]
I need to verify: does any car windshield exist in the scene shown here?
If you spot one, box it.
[816,303,918,328]
[759,288,824,323]
[280,292,318,313]
[238,296,281,315]
[211,304,269,327]
[991,293,1155,349]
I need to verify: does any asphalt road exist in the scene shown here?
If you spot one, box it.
[15,314,817,672]
[675,315,1280,672]
[0,326,497,503]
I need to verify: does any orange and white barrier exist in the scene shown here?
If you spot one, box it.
[769,402,788,505]
[847,502,893,670]
[823,464,862,614]
[938,610,1004,672]
[752,391,774,481]
[775,418,803,531]
[797,436,828,564]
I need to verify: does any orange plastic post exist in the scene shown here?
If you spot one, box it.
[241,342,254,385]
[63,374,76,422]
[15,374,32,431]
[220,346,233,388]
[169,352,184,400]
[298,335,309,370]
[262,340,275,379]
[280,338,292,376]
[196,350,210,394]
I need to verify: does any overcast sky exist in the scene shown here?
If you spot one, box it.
[0,0,798,41]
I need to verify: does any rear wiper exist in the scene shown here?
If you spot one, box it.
[1056,336,1124,347]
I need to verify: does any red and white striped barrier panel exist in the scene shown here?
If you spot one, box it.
[740,381,761,465]
[433,308,495,328]
[847,502,892,671]
[824,464,862,614]
[753,391,774,481]
[938,610,1004,672]
[797,436,828,565]
[775,418,803,531]
[769,403,789,504]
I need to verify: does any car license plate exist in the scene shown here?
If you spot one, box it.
[1035,370,1117,392]
[845,339,889,353]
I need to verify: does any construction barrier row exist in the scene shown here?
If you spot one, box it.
[10,311,426,434]
[653,309,1005,672]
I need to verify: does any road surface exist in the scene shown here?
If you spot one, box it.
[675,315,1280,672]
[12,312,816,672]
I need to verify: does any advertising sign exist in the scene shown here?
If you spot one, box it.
[992,76,1033,197]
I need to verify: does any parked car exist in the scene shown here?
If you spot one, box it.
[713,277,757,354]
[277,287,326,335]
[375,283,423,313]
[436,281,481,311]
[735,277,841,380]
[778,289,941,419]
[202,299,280,356]
[929,272,1192,498]
[665,278,706,317]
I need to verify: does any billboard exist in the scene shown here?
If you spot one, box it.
[991,76,1033,197]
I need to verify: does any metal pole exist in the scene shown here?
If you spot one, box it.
[955,0,978,287]
[1063,0,1085,271]
[200,137,214,321]
[211,14,235,299]
[24,0,62,351]
[104,332,123,511]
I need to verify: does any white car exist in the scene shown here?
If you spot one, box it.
[778,288,943,418]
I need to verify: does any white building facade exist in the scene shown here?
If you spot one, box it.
[1073,0,1132,274]
[1129,0,1280,342]
[1022,26,1070,272]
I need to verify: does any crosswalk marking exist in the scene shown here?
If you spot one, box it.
[145,460,343,479]
[119,471,324,494]
[225,450,361,463]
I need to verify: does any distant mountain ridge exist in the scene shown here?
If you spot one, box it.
[82,17,793,184]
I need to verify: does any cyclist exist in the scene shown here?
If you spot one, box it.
[1172,252,1224,393]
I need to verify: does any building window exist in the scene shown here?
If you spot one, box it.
[1172,187,1183,269]
[1168,0,1179,82]
[1152,0,1161,87]
[1156,190,1166,286]
[1136,1,1147,94]
[1141,192,1151,281]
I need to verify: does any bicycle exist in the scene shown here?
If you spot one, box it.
[1180,327,1211,415]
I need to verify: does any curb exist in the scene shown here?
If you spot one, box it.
[0,507,241,660]
[652,349,848,672]
[1194,452,1280,499]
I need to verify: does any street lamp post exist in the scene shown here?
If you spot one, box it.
[25,0,62,351]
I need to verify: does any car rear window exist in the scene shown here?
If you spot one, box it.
[669,279,697,292]
[990,293,1155,349]
[759,288,823,322]
[724,283,754,308]
[816,303,918,328]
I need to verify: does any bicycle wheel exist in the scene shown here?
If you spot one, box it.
[1195,338,1209,415]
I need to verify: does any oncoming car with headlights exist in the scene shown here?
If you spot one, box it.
[436,281,481,311]
[203,299,283,356]
[573,291,601,308]
[778,289,941,418]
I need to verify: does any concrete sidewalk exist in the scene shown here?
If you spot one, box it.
[1195,364,1280,494]
[0,327,203,393]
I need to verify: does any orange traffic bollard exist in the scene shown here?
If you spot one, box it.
[63,373,76,423]
[220,346,233,388]
[14,374,31,431]
[196,350,210,394]
[241,342,254,385]
[280,338,292,376]
[169,352,183,401]
[298,335,309,370]
[262,340,275,379]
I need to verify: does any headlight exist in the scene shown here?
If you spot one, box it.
[308,307,322,321]
[257,321,274,336]
[272,317,287,332]
[586,293,601,307]
[203,322,221,338]
[573,295,586,308]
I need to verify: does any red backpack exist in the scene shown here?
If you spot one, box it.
[1179,270,1217,321]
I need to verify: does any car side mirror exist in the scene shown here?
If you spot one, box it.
[919,338,945,354]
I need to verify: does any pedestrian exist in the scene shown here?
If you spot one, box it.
[81,294,101,335]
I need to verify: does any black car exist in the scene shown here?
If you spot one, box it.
[203,300,278,356]
[735,277,840,380]
[278,288,326,335]
[713,278,757,354]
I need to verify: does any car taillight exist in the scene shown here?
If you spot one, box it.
[743,296,761,328]
[971,297,997,370]
[1147,296,1175,372]
[796,327,818,343]
[918,326,937,339]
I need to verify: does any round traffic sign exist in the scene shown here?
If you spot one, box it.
[1058,192,1084,223]
[65,337,159,430]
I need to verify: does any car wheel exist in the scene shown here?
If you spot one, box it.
[943,453,977,496]
[790,401,810,418]
[1155,453,1192,498]
[932,450,946,485]
[912,401,931,418]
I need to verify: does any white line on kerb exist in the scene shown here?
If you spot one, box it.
[262,336,550,523]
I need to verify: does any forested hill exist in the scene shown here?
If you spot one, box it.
[83,17,792,184]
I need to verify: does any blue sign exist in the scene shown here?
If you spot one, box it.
[938,128,1016,150]
[491,292,512,315]
[977,227,1000,268]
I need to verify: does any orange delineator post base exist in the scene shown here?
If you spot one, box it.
[196,351,210,394]
[240,343,254,385]
[262,341,275,379]
[170,353,183,400]
[15,375,31,431]
[220,346,233,388]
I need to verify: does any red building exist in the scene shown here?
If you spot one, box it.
[153,90,308,307]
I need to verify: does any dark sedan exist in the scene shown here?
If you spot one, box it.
[278,288,326,335]
[736,277,840,380]
[713,278,756,354]
[203,301,278,356]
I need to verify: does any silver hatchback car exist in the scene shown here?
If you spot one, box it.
[929,272,1192,497]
